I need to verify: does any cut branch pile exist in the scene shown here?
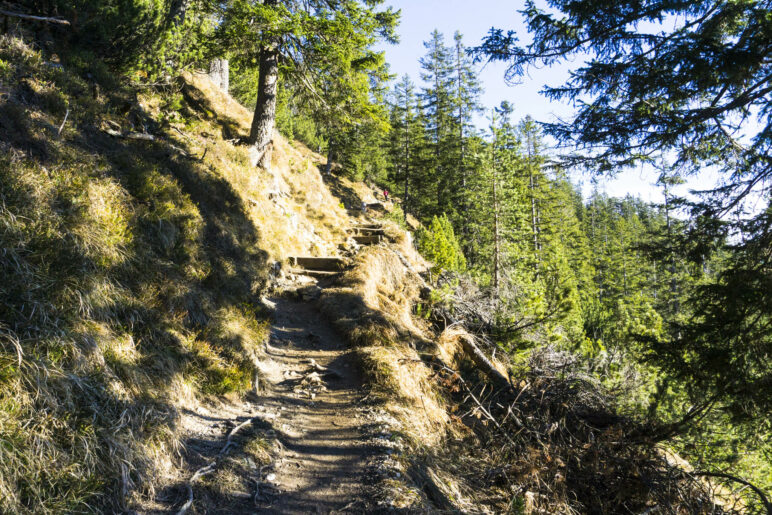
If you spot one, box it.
[421,274,768,513]
[429,343,765,513]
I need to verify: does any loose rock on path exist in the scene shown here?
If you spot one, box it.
[255,296,378,513]
[156,294,387,514]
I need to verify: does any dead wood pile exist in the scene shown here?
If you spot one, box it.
[428,343,761,514]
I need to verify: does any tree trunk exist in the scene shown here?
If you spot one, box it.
[403,94,411,221]
[433,67,444,212]
[169,0,190,25]
[527,134,542,278]
[491,137,501,304]
[249,2,280,171]
[325,139,334,175]
[663,182,679,315]
[455,331,512,393]
[209,58,229,92]
[456,41,468,250]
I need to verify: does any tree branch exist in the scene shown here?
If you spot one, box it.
[0,9,71,25]
[692,472,772,513]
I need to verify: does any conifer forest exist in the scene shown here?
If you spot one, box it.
[0,0,769,513]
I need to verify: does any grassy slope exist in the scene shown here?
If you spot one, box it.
[0,35,360,512]
[0,33,734,515]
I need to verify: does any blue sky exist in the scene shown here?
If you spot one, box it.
[377,0,680,203]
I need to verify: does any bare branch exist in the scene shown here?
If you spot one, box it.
[0,9,71,25]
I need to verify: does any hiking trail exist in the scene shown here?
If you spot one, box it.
[253,295,378,513]
[154,222,401,514]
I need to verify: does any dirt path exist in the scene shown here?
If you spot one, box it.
[153,294,383,514]
[254,296,377,513]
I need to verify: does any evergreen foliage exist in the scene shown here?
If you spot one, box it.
[478,0,772,430]
[22,0,215,74]
[418,214,466,274]
[215,0,398,174]
[4,0,770,506]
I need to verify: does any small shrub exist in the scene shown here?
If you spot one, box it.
[417,214,466,274]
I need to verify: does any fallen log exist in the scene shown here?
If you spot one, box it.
[448,329,514,394]
[102,128,156,141]
[0,10,71,25]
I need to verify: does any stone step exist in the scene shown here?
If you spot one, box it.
[351,227,385,236]
[353,223,382,230]
[289,256,348,271]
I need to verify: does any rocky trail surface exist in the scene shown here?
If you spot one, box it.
[254,296,378,513]
[156,292,395,514]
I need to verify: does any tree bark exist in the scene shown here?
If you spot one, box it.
[325,139,334,175]
[169,0,190,25]
[209,58,229,93]
[453,330,512,393]
[249,0,280,171]
[403,90,411,221]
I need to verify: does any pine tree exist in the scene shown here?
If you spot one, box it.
[218,0,399,170]
[419,29,455,218]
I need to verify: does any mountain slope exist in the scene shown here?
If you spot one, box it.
[0,34,745,514]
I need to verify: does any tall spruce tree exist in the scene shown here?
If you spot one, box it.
[450,32,483,249]
[419,29,456,217]
[388,75,423,218]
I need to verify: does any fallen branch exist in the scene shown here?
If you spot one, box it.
[0,9,71,25]
[176,463,216,515]
[451,330,514,394]
[402,358,517,447]
[57,108,69,137]
[692,472,772,513]
[177,415,259,515]
[102,128,155,141]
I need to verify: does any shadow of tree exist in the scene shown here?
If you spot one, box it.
[179,79,248,143]
[319,169,367,218]
[0,68,271,512]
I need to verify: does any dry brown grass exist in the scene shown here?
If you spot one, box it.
[320,246,427,345]
[0,33,440,512]
[436,327,469,371]
[167,72,351,262]
[318,245,450,449]
[0,37,282,512]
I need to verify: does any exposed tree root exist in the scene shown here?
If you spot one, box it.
[176,415,265,515]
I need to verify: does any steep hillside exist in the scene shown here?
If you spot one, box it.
[0,35,387,512]
[0,34,750,514]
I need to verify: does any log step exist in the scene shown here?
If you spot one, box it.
[288,268,343,279]
[353,223,382,230]
[289,256,347,271]
[353,235,382,245]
